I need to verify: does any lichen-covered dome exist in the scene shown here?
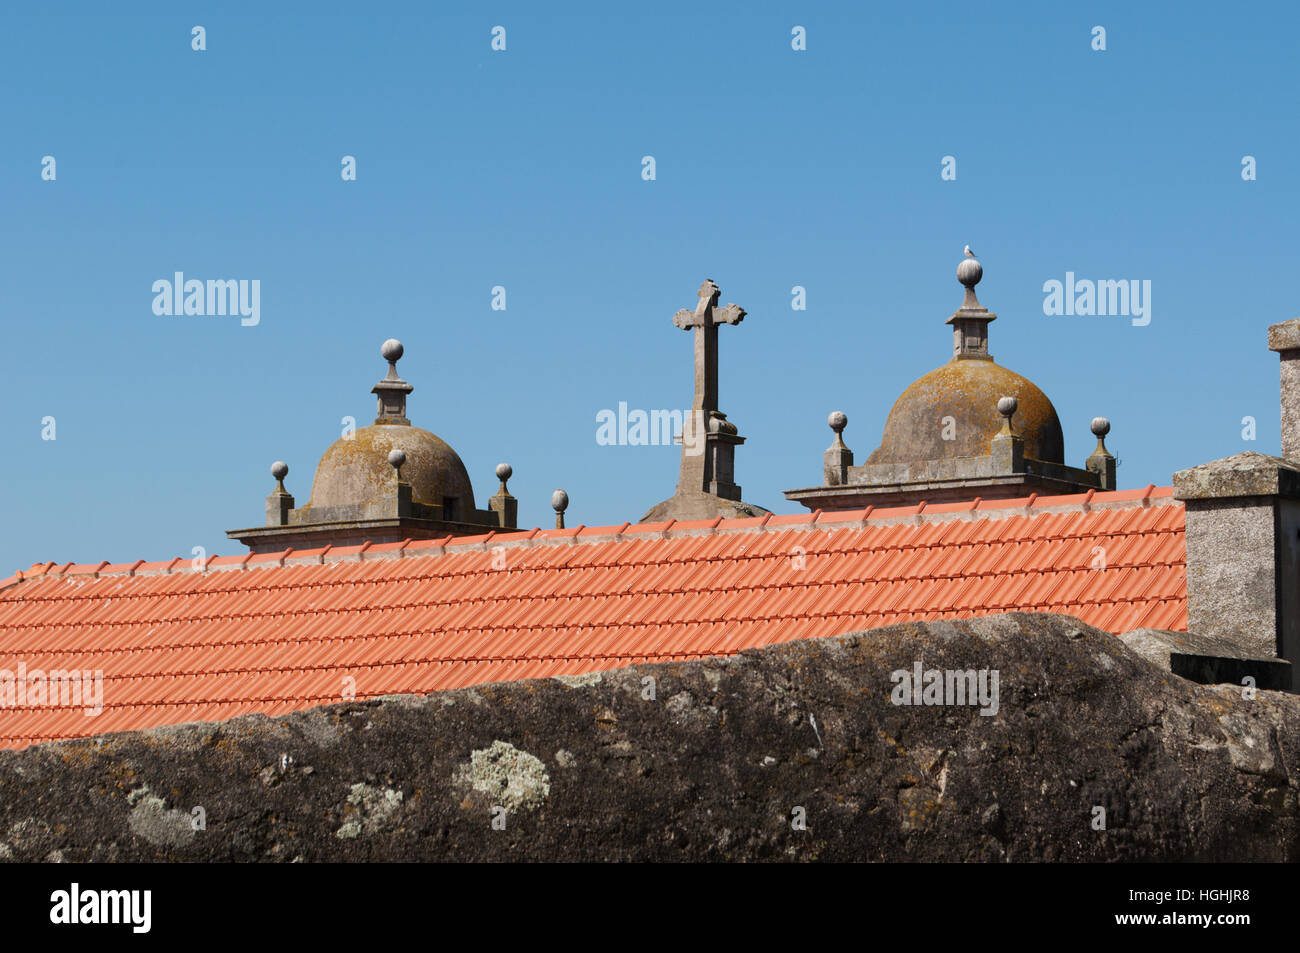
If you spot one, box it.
[864,251,1066,467]
[865,359,1065,465]
[299,424,476,516]
[295,339,477,520]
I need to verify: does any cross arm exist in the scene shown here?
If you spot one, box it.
[714,303,745,326]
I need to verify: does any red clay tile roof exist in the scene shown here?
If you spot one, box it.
[0,486,1186,749]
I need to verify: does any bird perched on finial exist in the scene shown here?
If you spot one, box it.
[964,244,976,258]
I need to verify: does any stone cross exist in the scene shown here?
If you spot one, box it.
[667,279,748,502]
[673,279,745,413]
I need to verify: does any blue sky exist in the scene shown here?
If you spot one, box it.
[1,1,1296,571]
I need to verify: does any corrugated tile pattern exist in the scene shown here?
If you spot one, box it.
[0,489,1186,749]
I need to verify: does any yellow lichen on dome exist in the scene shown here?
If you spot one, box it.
[299,424,477,517]
[865,359,1064,465]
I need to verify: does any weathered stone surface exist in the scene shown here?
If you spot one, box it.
[640,491,768,523]
[1120,627,1264,665]
[1119,628,1292,691]
[1172,451,1300,500]
[867,359,1064,466]
[1,612,1297,862]
[1173,453,1300,664]
[1268,321,1300,463]
[1268,318,1300,354]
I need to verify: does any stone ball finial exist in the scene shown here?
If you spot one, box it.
[997,396,1018,418]
[1090,417,1111,438]
[828,410,848,434]
[381,338,404,363]
[551,489,569,513]
[387,448,406,470]
[496,462,513,482]
[957,256,983,289]
[270,461,289,481]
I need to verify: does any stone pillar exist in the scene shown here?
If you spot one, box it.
[1173,453,1300,667]
[265,462,294,526]
[988,397,1024,475]
[1085,417,1116,490]
[384,450,412,519]
[489,463,518,529]
[1268,319,1300,461]
[705,430,745,501]
[675,410,707,497]
[823,412,853,486]
[675,410,745,501]
[266,490,293,526]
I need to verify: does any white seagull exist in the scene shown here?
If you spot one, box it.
[964,244,976,258]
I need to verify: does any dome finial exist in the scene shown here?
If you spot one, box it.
[997,396,1018,436]
[825,411,853,484]
[1086,417,1116,490]
[956,247,984,308]
[372,339,414,425]
[551,488,569,529]
[947,247,995,360]
[265,461,295,527]
[381,338,403,368]
[1090,416,1111,454]
[827,411,849,450]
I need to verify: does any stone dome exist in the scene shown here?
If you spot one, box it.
[781,250,1117,516]
[299,423,476,518]
[865,359,1065,465]
[227,339,523,555]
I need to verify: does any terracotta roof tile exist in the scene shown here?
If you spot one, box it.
[0,488,1187,749]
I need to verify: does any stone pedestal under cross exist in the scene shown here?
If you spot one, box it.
[640,279,769,522]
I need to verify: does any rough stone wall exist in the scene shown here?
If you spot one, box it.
[0,612,1296,862]
[1182,496,1279,659]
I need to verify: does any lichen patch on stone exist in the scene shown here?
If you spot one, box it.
[335,782,404,839]
[455,740,550,812]
[553,672,603,688]
[126,787,196,848]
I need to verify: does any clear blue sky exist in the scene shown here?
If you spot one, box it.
[1,1,1295,572]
